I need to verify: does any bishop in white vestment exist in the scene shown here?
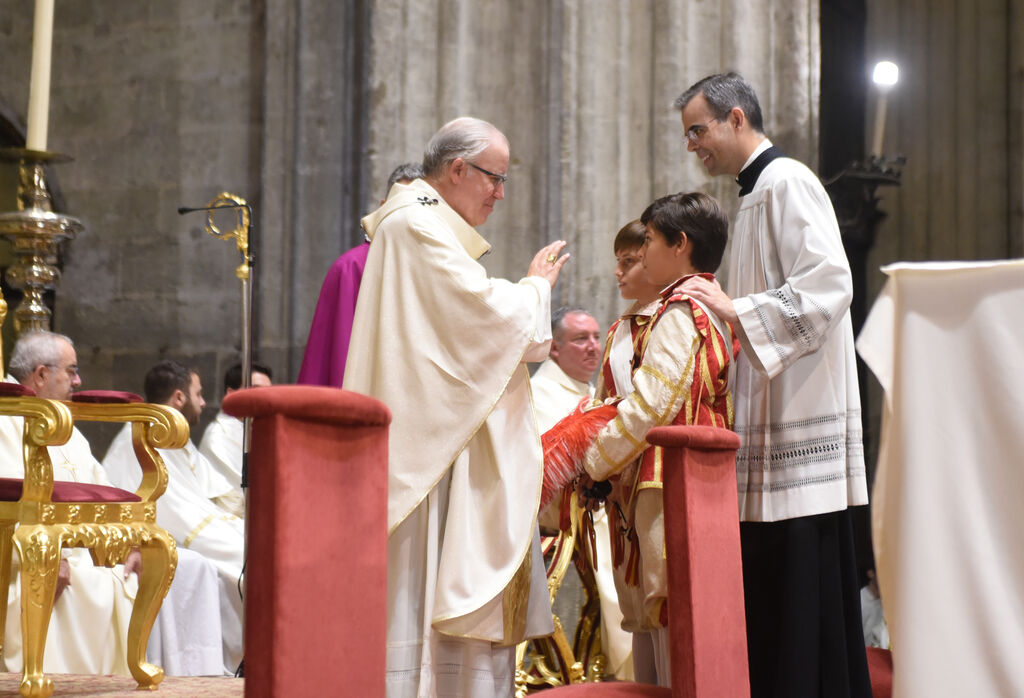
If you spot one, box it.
[344,117,569,697]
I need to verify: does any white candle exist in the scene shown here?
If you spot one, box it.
[871,94,887,159]
[26,0,55,152]
[870,61,899,160]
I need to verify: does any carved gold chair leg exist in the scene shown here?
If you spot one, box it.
[13,525,62,698]
[126,530,177,690]
[570,553,607,682]
[0,522,14,658]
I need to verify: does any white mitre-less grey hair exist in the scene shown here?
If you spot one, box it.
[551,306,593,338]
[8,330,74,381]
[422,117,507,178]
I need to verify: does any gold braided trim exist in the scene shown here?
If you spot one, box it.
[501,540,532,645]
[184,514,217,548]
[628,382,662,421]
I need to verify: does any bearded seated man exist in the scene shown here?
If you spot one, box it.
[102,360,244,676]
[0,331,225,676]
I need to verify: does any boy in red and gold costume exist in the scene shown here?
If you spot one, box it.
[544,191,737,687]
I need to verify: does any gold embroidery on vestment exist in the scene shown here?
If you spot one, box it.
[184,514,217,547]
[501,540,531,645]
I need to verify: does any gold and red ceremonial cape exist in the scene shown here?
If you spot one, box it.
[585,274,738,583]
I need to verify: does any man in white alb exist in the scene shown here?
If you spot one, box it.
[530,307,600,431]
[102,360,244,676]
[676,72,871,697]
[0,332,223,676]
[344,116,569,697]
[198,361,272,493]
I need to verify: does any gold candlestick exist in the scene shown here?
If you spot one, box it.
[0,148,82,334]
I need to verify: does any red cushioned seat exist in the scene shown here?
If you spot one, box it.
[866,647,893,698]
[0,384,143,504]
[0,383,35,397]
[0,384,187,695]
[0,476,141,503]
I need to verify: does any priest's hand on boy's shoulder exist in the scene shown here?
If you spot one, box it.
[681,275,737,324]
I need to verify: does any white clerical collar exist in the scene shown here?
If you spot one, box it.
[360,179,492,260]
[739,138,773,175]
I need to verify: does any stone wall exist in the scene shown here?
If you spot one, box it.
[0,0,820,451]
[0,1,262,449]
[860,0,1024,466]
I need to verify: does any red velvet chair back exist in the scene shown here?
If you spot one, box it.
[223,385,390,698]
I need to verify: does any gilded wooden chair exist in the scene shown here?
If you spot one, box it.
[0,386,188,698]
[515,492,593,694]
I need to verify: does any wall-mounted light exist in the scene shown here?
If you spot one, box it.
[871,60,900,158]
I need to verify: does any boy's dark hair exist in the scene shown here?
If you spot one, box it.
[224,361,274,391]
[640,191,729,273]
[613,219,646,254]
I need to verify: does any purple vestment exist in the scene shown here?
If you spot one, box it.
[297,241,369,387]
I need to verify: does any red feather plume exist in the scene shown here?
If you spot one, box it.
[539,399,618,511]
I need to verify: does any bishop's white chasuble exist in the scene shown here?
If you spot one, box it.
[345,179,554,697]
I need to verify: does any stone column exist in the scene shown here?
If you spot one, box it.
[257,0,372,375]
[1011,0,1024,258]
[363,0,822,332]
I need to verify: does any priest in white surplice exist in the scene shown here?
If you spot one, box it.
[0,332,224,677]
[677,73,871,697]
[102,360,244,676]
[344,117,569,697]
[198,361,273,493]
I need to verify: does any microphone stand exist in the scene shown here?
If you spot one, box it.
[178,193,254,677]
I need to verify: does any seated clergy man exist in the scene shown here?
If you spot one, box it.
[530,306,601,431]
[531,306,599,532]
[0,331,224,676]
[199,361,272,493]
[102,360,244,675]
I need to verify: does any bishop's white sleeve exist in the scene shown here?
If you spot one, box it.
[582,305,699,481]
[732,176,854,379]
[518,276,553,363]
